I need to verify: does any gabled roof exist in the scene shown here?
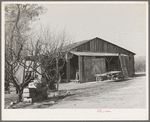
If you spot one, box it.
[62,39,90,52]
[63,37,135,55]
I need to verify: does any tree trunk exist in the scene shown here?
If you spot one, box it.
[16,87,18,94]
[56,81,59,91]
[17,88,23,103]
[56,76,61,91]
[56,58,59,91]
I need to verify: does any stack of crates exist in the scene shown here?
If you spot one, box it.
[23,78,48,103]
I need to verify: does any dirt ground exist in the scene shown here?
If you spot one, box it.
[5,72,146,109]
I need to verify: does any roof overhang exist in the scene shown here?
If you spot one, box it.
[70,51,128,57]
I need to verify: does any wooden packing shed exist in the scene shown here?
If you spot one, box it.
[60,37,135,83]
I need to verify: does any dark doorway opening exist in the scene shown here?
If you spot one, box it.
[70,55,78,79]
[105,57,121,72]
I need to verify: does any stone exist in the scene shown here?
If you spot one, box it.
[23,98,32,103]
[23,88,29,93]
[28,82,36,88]
[23,93,30,97]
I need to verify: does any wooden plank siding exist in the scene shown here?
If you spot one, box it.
[90,41,92,52]
[66,59,70,82]
[108,43,110,52]
[65,37,135,82]
[100,40,103,52]
[94,40,96,52]
[87,42,90,51]
[91,40,94,52]
[110,44,113,52]
[70,38,134,57]
[96,39,99,52]
[128,55,134,76]
[79,56,84,82]
[97,39,99,52]
[114,46,117,53]
[103,42,107,52]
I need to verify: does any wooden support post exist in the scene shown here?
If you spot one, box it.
[105,57,113,72]
[66,59,70,83]
[79,56,83,82]
[133,56,135,75]
[108,61,110,72]
[118,57,121,70]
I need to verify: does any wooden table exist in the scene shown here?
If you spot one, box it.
[95,71,124,81]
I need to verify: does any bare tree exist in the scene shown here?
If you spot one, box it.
[5,4,74,103]
[27,28,74,91]
[5,4,45,102]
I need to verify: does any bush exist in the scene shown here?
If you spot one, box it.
[134,56,146,72]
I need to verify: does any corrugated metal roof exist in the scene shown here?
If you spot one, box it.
[70,51,128,57]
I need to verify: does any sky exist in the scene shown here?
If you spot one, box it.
[34,2,148,57]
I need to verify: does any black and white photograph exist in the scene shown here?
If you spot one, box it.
[2,1,148,120]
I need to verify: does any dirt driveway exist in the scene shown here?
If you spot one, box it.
[48,72,146,109]
[5,72,146,109]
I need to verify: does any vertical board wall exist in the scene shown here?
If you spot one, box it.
[84,57,106,82]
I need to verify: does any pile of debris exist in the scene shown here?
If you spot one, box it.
[23,78,48,103]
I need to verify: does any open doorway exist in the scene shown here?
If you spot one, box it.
[105,57,121,72]
[70,55,78,79]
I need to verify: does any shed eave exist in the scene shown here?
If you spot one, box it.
[70,51,128,57]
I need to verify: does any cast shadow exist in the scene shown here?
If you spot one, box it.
[35,93,76,108]
[133,73,146,77]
